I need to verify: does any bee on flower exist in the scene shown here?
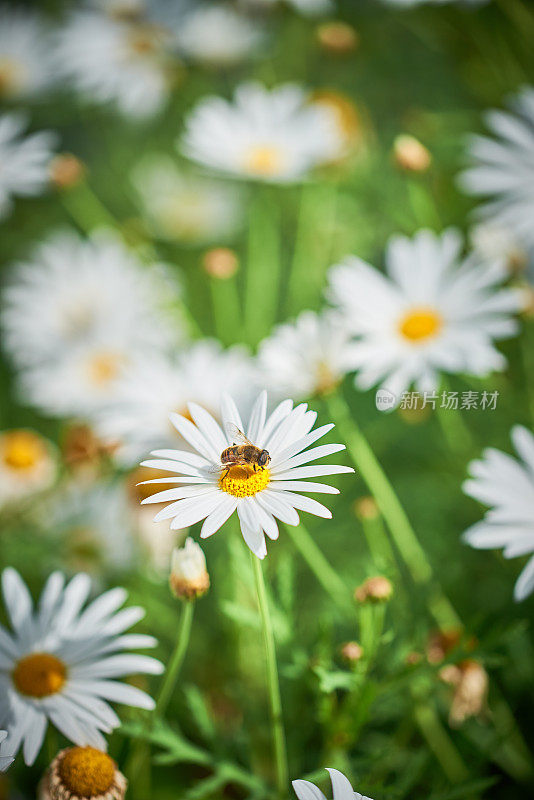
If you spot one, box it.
[327,228,524,400]
[0,568,163,765]
[140,390,353,559]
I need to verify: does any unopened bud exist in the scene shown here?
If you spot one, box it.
[340,641,363,663]
[169,538,210,600]
[355,575,393,604]
[317,21,359,55]
[50,153,85,189]
[203,247,239,279]
[353,496,379,521]
[393,134,431,173]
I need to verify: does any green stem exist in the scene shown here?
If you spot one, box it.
[60,179,119,234]
[210,274,243,346]
[435,378,476,456]
[156,601,195,717]
[245,188,281,345]
[326,391,460,630]
[413,701,469,783]
[359,508,397,572]
[251,555,289,798]
[286,522,353,612]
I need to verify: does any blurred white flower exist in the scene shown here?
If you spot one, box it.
[0,730,13,772]
[0,429,57,509]
[258,311,355,400]
[96,340,258,464]
[470,220,529,275]
[241,0,333,15]
[293,768,373,800]
[55,7,176,119]
[327,228,523,398]
[0,113,56,220]
[463,426,534,602]
[0,5,55,100]
[382,0,488,6]
[459,87,534,260]
[140,390,353,559]
[134,505,180,573]
[1,230,181,371]
[0,568,163,765]
[181,82,342,183]
[132,156,243,244]
[44,481,135,574]
[170,537,210,599]
[176,5,264,66]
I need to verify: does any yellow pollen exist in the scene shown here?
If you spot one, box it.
[12,653,67,698]
[399,308,442,342]
[2,430,45,471]
[219,465,270,498]
[244,145,283,177]
[87,352,123,386]
[59,746,115,797]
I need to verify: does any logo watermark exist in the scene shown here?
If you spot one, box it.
[375,388,397,412]
[375,389,499,412]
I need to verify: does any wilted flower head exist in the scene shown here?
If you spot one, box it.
[439,660,489,727]
[39,746,127,800]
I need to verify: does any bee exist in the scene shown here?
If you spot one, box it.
[218,423,271,479]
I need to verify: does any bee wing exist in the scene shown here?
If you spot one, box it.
[224,422,253,446]
[204,463,229,475]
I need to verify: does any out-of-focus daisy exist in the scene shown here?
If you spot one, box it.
[0,5,55,100]
[382,0,488,6]
[241,0,333,15]
[96,340,258,465]
[0,430,57,509]
[459,87,534,258]
[181,82,342,183]
[0,113,56,220]
[140,390,353,559]
[55,7,176,119]
[1,230,181,370]
[470,221,529,276]
[132,156,243,244]
[39,745,127,800]
[311,90,365,160]
[327,228,523,398]
[462,426,534,601]
[0,730,13,772]
[0,568,163,765]
[43,481,135,574]
[176,5,264,66]
[258,311,355,400]
[293,768,373,800]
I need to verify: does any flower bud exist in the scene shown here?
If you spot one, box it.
[440,659,488,726]
[203,247,239,279]
[50,153,86,189]
[353,496,379,521]
[317,22,359,55]
[354,575,393,604]
[39,746,126,800]
[340,641,364,663]
[393,134,431,173]
[169,537,210,600]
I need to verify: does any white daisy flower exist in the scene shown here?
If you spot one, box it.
[0,730,13,772]
[96,340,258,465]
[176,5,264,66]
[327,228,523,398]
[241,0,333,16]
[0,568,163,765]
[0,113,56,220]
[258,311,355,400]
[470,221,530,275]
[181,82,342,183]
[0,429,57,509]
[459,87,534,258]
[462,426,534,602]
[132,156,243,245]
[55,8,175,119]
[292,768,373,800]
[0,5,55,100]
[140,390,353,559]
[1,230,181,370]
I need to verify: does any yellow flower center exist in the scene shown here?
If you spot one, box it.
[219,465,270,498]
[12,653,67,698]
[399,308,442,342]
[0,57,26,97]
[1,430,46,471]
[59,746,115,797]
[87,352,123,386]
[244,145,284,177]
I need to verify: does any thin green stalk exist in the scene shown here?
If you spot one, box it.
[435,378,476,456]
[245,188,281,345]
[251,555,289,799]
[156,600,195,717]
[286,522,353,612]
[413,701,469,783]
[358,507,397,573]
[60,179,119,234]
[326,391,460,630]
[210,275,243,346]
